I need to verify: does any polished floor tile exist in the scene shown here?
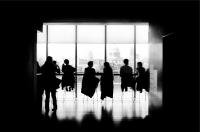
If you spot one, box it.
[41,84,162,125]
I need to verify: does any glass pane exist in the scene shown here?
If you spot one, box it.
[37,25,46,43]
[136,44,149,69]
[136,24,149,43]
[107,44,134,73]
[77,44,104,73]
[48,43,75,69]
[37,43,46,66]
[107,25,134,44]
[77,25,105,44]
[48,25,75,43]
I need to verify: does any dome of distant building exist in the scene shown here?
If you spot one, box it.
[109,48,121,58]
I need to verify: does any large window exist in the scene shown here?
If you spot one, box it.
[37,23,151,97]
[135,24,149,69]
[48,25,76,68]
[77,25,105,73]
[107,24,135,73]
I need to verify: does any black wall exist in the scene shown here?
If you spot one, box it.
[0,1,198,132]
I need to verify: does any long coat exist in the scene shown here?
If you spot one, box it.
[100,66,114,100]
[81,67,99,98]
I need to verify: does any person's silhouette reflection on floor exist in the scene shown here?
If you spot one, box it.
[41,56,58,112]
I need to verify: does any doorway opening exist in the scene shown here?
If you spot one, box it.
[36,22,162,124]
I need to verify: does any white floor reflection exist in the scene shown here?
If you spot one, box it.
[41,84,161,125]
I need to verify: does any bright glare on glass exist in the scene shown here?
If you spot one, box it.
[136,24,149,43]
[48,25,75,43]
[77,44,104,73]
[77,25,105,44]
[107,44,134,73]
[107,25,134,44]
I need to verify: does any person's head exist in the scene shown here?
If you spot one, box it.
[123,59,129,65]
[104,62,110,68]
[88,61,93,68]
[137,62,143,68]
[64,59,69,65]
[46,56,53,63]
[53,60,56,64]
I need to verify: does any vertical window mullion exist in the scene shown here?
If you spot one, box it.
[105,24,107,62]
[134,24,136,71]
[75,24,78,98]
[46,25,48,58]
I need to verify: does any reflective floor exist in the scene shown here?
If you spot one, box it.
[41,82,162,125]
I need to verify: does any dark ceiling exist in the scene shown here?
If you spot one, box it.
[0,1,198,35]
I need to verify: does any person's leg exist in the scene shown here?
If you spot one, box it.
[124,79,128,92]
[45,90,50,112]
[138,83,142,93]
[121,84,124,92]
[125,86,128,92]
[51,90,57,111]
[121,78,125,92]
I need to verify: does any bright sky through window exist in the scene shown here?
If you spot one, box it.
[136,24,149,43]
[48,25,75,43]
[37,23,149,70]
[107,25,134,44]
[77,25,105,44]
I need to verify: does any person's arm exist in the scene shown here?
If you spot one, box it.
[120,67,122,77]
[62,64,65,73]
[93,68,96,77]
[57,65,60,74]
[111,69,114,81]
[72,66,76,73]
[83,68,87,77]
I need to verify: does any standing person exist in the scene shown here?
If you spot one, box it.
[81,61,99,98]
[120,59,134,92]
[135,62,146,93]
[61,59,75,91]
[41,56,58,112]
[100,62,114,100]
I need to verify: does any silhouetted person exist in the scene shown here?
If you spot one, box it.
[120,59,134,92]
[135,62,146,93]
[61,59,75,91]
[100,62,114,100]
[53,60,60,74]
[81,61,99,98]
[41,56,58,112]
